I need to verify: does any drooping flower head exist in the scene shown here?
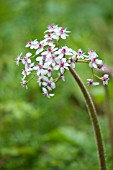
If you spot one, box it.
[16,24,109,97]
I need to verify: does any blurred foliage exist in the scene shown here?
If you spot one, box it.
[0,0,113,169]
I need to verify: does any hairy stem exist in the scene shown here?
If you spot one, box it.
[69,66,107,170]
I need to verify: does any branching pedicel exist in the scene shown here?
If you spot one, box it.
[16,24,109,97]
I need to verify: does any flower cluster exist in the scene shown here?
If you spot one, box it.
[16,24,109,97]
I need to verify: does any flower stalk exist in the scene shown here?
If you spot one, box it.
[69,66,107,170]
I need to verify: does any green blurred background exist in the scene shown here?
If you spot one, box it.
[0,0,113,169]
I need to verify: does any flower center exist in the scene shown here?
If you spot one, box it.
[62,48,66,54]
[60,62,64,67]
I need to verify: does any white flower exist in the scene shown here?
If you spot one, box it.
[36,41,44,55]
[87,79,99,86]
[15,52,22,65]
[45,24,58,33]
[77,49,85,59]
[37,75,47,86]
[44,25,60,40]
[45,54,57,67]
[41,46,57,58]
[33,64,47,76]
[54,58,69,74]
[45,25,70,40]
[22,52,32,65]
[55,46,72,58]
[68,55,77,68]
[25,62,34,70]
[58,73,65,81]
[56,27,70,39]
[25,41,32,48]
[43,38,55,47]
[89,60,97,68]
[42,87,54,98]
[44,32,59,40]
[89,58,104,70]
[36,56,43,65]
[26,39,38,49]
[21,79,28,89]
[96,59,104,70]
[87,50,98,68]
[101,74,109,85]
[22,69,31,79]
[47,67,52,77]
[42,77,56,91]
[88,50,98,58]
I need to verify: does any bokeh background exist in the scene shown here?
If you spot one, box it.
[0,0,113,169]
